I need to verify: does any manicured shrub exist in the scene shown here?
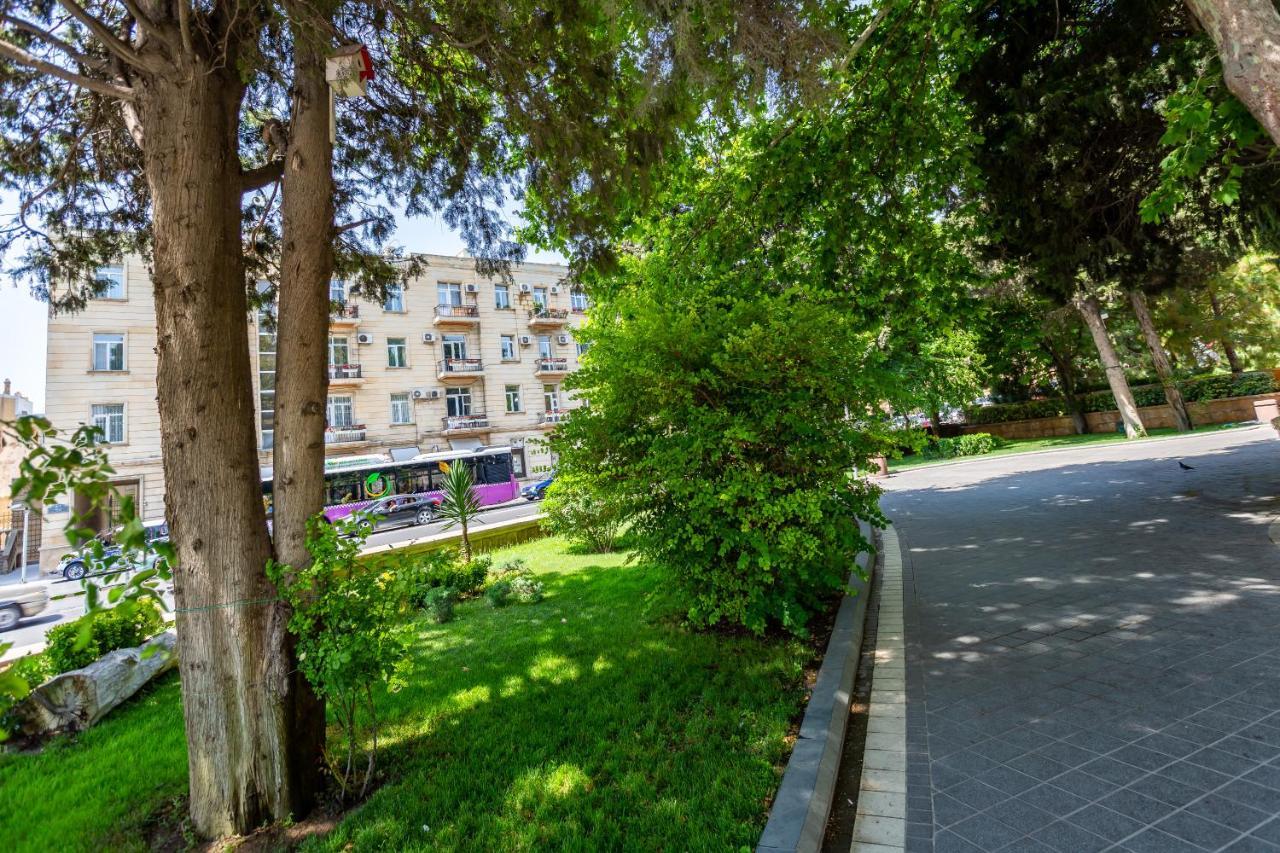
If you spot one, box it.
[922,432,1002,459]
[44,599,165,674]
[420,586,457,624]
[404,550,490,600]
[541,475,626,553]
[510,575,544,604]
[485,580,513,608]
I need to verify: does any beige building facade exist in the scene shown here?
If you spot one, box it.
[40,253,585,571]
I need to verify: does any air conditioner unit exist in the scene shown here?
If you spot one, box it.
[518,283,532,293]
[556,334,571,345]
[412,387,440,400]
[550,285,560,295]
[464,283,479,293]
[421,332,436,344]
[356,332,374,345]
[518,335,532,346]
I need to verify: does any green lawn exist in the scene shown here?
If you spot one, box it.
[0,536,814,852]
[888,422,1250,471]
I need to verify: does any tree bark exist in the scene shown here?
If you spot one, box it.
[1208,288,1244,373]
[140,64,306,838]
[270,14,334,809]
[1185,0,1280,147]
[1128,289,1193,432]
[1075,295,1147,438]
[1042,338,1088,435]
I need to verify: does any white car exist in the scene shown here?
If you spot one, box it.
[0,582,49,631]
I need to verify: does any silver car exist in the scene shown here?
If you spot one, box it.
[0,582,50,631]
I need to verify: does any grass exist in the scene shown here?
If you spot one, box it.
[888,422,1251,471]
[0,536,814,852]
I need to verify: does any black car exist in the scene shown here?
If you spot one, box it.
[344,494,438,534]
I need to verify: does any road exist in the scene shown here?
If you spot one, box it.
[880,424,1280,853]
[1,498,544,662]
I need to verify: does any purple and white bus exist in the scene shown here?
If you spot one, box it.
[261,446,519,523]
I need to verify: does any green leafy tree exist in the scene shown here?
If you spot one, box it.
[542,472,626,553]
[435,460,482,562]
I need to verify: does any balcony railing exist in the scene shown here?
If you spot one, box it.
[437,358,484,375]
[328,363,363,380]
[330,303,360,320]
[442,414,490,433]
[538,410,569,426]
[528,307,569,324]
[534,357,569,374]
[434,304,479,319]
[324,425,366,444]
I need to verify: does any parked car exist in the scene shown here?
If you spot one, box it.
[343,494,438,535]
[521,476,554,501]
[57,519,171,581]
[0,582,49,631]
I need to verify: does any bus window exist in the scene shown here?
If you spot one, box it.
[402,464,437,494]
[326,473,362,505]
[478,454,512,484]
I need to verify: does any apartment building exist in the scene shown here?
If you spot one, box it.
[39,253,587,571]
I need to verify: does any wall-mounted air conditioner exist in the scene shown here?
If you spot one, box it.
[412,388,440,400]
[464,283,479,293]
[550,285,560,295]
[556,334,571,345]
[421,332,436,343]
[518,335,532,346]
[518,283,532,293]
[356,333,374,345]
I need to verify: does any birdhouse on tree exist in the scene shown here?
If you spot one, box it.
[326,44,374,98]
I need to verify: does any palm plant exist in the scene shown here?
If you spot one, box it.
[436,460,482,561]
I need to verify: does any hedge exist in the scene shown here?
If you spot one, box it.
[964,371,1279,426]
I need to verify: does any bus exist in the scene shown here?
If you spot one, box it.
[261,446,519,523]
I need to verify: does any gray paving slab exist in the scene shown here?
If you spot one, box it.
[883,426,1280,852]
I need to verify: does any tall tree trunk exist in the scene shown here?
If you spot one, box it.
[1185,0,1280,147]
[1208,288,1244,373]
[1042,338,1088,435]
[269,13,334,817]
[1075,294,1147,438]
[1128,289,1193,432]
[140,68,304,836]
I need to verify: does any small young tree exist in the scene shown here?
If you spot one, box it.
[435,461,481,562]
[542,473,626,553]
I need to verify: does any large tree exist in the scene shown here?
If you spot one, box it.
[1184,0,1280,146]
[0,0,837,837]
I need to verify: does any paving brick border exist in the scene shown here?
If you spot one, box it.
[757,520,876,853]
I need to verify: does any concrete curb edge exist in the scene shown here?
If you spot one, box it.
[757,518,876,853]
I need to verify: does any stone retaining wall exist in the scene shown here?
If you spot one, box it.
[960,392,1280,440]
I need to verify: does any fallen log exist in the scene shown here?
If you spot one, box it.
[14,631,178,736]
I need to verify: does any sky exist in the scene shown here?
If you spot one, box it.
[0,200,565,413]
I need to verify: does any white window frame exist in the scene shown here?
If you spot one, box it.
[390,393,412,425]
[500,335,517,361]
[329,279,347,303]
[544,384,561,412]
[505,385,522,413]
[96,265,125,300]
[328,334,350,367]
[327,395,355,428]
[90,403,125,443]
[533,287,548,309]
[92,333,126,371]
[570,290,589,311]
[383,282,405,312]
[537,335,554,359]
[445,386,472,417]
[387,337,408,368]
[494,284,511,309]
[437,281,463,307]
[442,334,467,361]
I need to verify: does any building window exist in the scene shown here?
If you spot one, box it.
[575,342,591,357]
[494,284,511,309]
[442,334,467,361]
[327,395,354,428]
[500,335,517,360]
[446,387,472,417]
[544,384,560,412]
[390,393,412,425]
[329,279,347,304]
[90,404,125,443]
[258,310,276,449]
[92,333,126,371]
[437,281,462,307]
[328,334,350,367]
[537,335,553,359]
[383,282,405,312]
[387,337,408,368]
[533,286,548,309]
[570,290,589,312]
[96,265,125,300]
[505,385,522,413]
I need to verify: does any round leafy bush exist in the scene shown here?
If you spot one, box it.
[510,576,544,604]
[44,599,164,674]
[484,580,513,608]
[421,586,458,624]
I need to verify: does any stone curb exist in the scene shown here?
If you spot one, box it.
[757,519,876,853]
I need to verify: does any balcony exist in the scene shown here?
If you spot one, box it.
[441,414,490,436]
[437,358,484,382]
[324,425,367,445]
[527,307,569,328]
[533,357,569,377]
[328,363,364,385]
[330,303,360,326]
[536,410,569,429]
[433,304,481,327]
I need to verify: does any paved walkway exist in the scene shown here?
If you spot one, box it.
[881,426,1280,853]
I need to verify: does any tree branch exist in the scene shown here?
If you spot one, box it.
[0,35,134,99]
[335,217,378,235]
[118,0,176,51]
[2,14,108,70]
[54,0,154,71]
[241,160,284,193]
